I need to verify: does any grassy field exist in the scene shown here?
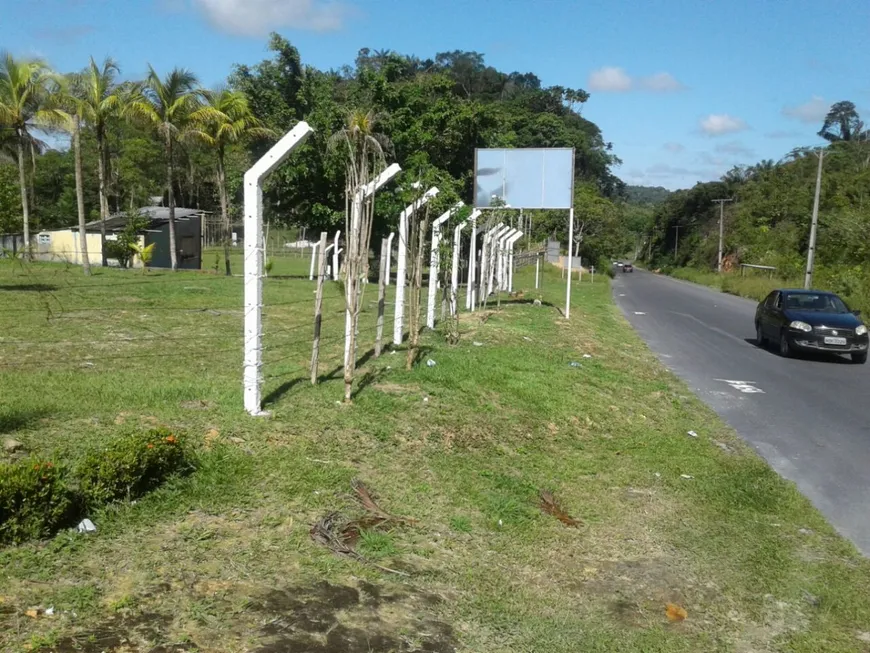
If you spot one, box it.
[2,258,870,652]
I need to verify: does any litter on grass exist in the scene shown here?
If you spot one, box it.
[687,430,699,438]
[426,359,437,367]
[76,519,97,534]
[569,362,582,368]
[680,474,694,480]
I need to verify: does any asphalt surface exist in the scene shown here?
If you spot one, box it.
[612,269,870,555]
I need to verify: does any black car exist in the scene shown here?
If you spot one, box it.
[623,263,633,273]
[755,289,869,363]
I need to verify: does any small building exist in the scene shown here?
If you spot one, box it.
[86,207,204,270]
[29,207,206,269]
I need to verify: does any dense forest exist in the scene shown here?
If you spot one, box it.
[645,101,870,301]
[1,36,637,271]
[625,185,670,206]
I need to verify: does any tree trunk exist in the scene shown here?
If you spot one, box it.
[375,238,387,357]
[165,128,178,271]
[29,141,37,233]
[73,120,91,276]
[310,231,328,384]
[96,126,110,267]
[217,151,231,276]
[16,134,31,260]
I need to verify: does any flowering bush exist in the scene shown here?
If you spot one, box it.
[77,428,191,507]
[0,458,75,544]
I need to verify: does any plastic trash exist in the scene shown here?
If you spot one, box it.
[569,362,582,368]
[533,299,542,306]
[634,311,646,315]
[680,474,694,480]
[472,341,483,347]
[523,336,533,341]
[76,518,97,534]
[687,430,699,438]
[423,396,429,403]
[654,472,661,478]
[583,354,592,359]
[426,359,437,367]
[45,607,55,616]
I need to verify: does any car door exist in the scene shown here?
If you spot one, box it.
[761,291,781,337]
[769,292,786,335]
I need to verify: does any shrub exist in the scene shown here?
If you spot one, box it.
[0,458,75,545]
[77,428,191,507]
[597,256,615,278]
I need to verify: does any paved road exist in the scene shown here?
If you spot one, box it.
[612,270,870,555]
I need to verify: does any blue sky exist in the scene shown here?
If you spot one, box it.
[2,0,868,190]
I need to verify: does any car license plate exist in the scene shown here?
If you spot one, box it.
[824,336,847,345]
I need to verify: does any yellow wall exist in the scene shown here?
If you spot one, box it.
[35,229,144,268]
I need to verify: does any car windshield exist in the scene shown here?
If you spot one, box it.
[784,293,850,313]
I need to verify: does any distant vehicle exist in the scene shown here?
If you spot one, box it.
[755,289,869,363]
[622,263,633,273]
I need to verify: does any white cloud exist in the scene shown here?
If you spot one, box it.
[588,67,685,93]
[191,0,347,36]
[699,114,748,136]
[714,141,755,158]
[782,96,830,124]
[588,67,633,92]
[663,142,685,153]
[640,72,686,92]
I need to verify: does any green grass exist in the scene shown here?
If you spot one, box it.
[2,258,870,652]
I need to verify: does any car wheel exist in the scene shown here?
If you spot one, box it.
[756,322,766,347]
[852,352,868,364]
[779,331,792,358]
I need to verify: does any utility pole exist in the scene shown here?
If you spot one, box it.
[804,149,824,290]
[712,199,733,272]
[671,225,681,259]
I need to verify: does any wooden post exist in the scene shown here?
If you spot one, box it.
[375,237,387,358]
[310,231,328,384]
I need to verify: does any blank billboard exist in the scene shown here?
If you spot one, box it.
[474,147,574,209]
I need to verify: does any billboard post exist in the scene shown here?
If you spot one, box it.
[473,147,575,318]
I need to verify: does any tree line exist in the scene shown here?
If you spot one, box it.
[643,101,870,303]
[1,35,638,275]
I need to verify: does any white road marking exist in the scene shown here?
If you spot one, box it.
[715,378,765,394]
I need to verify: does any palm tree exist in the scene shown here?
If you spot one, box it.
[329,109,391,402]
[0,52,56,258]
[45,74,93,275]
[188,88,274,275]
[128,66,200,270]
[75,57,125,267]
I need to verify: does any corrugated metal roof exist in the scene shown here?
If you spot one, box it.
[84,207,207,232]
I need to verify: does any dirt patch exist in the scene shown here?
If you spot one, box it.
[372,382,420,396]
[41,612,175,653]
[28,580,454,653]
[250,580,456,653]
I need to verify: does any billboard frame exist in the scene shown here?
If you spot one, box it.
[473,147,575,210]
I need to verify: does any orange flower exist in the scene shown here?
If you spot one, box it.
[45,463,54,469]
[146,443,154,449]
[165,435,177,444]
[33,464,40,471]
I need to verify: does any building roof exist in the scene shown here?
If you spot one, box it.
[84,207,207,233]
